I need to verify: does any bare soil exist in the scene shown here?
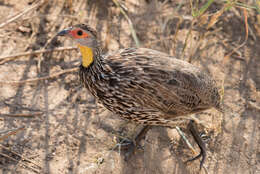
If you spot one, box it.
[0,0,259,174]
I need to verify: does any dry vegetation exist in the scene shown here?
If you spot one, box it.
[0,0,259,173]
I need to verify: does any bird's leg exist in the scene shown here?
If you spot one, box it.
[117,125,151,161]
[133,125,151,145]
[185,120,206,170]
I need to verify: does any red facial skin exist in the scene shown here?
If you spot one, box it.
[69,28,89,39]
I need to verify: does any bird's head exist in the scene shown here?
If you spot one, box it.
[57,24,98,67]
[57,24,98,48]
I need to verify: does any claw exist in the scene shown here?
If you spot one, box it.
[114,125,151,161]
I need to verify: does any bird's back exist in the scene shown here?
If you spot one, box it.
[81,47,222,124]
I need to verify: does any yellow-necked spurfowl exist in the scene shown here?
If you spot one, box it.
[57,24,223,169]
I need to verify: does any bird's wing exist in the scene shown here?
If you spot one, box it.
[104,48,220,117]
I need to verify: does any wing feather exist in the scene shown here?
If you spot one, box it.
[103,48,220,117]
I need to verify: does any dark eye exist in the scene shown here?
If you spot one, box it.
[77,30,83,36]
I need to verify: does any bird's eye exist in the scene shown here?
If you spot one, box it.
[77,30,83,36]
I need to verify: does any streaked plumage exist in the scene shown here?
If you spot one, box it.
[79,46,222,125]
[57,24,223,168]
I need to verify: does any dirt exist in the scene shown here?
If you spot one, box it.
[0,0,259,174]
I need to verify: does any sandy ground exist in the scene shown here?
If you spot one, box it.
[0,0,259,174]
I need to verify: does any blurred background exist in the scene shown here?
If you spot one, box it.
[0,0,259,173]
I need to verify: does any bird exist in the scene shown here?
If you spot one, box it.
[57,24,223,169]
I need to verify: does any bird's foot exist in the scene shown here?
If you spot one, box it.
[114,137,140,161]
[114,125,151,161]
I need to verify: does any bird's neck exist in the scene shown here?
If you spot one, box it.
[78,44,95,67]
[78,44,105,92]
[78,44,104,73]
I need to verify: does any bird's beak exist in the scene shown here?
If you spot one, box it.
[57,28,71,36]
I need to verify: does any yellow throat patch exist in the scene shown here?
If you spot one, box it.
[78,44,94,67]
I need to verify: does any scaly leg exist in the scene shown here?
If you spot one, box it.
[185,120,206,170]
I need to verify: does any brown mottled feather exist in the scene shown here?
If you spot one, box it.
[79,46,222,126]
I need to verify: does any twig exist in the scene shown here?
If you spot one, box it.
[207,5,226,29]
[0,67,78,86]
[0,128,24,134]
[0,127,25,141]
[144,36,173,47]
[0,112,43,117]
[0,144,42,170]
[0,0,46,28]
[247,101,260,111]
[223,8,248,65]
[0,153,40,173]
[181,19,196,60]
[112,0,140,47]
[0,47,77,65]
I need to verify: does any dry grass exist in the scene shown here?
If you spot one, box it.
[0,0,259,173]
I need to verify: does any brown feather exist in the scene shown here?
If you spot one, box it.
[79,47,222,126]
